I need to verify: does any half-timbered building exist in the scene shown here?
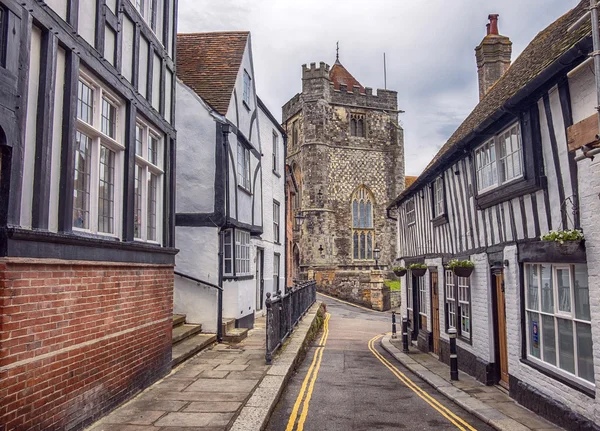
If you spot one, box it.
[175,32,268,334]
[389,5,600,428]
[0,0,177,429]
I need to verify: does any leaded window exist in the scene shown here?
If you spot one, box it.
[352,185,374,260]
[525,264,594,385]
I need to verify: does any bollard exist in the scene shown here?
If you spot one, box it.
[391,311,397,339]
[402,316,409,353]
[449,327,459,381]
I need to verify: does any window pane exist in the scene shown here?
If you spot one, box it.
[360,232,365,259]
[136,125,143,156]
[134,164,142,238]
[101,99,116,139]
[77,80,94,124]
[353,232,359,259]
[98,146,115,234]
[461,304,470,335]
[541,264,554,313]
[73,132,92,229]
[557,318,575,374]
[367,233,372,260]
[556,268,571,313]
[574,265,591,321]
[541,314,556,366]
[147,173,157,241]
[576,322,595,382]
[526,264,539,311]
[527,311,540,359]
[360,201,365,228]
[357,119,364,137]
[148,135,159,166]
[366,201,372,228]
[353,201,359,228]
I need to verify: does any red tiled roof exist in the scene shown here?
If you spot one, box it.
[329,60,365,93]
[176,32,249,115]
[405,176,418,189]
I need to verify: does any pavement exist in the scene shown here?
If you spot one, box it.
[86,302,323,431]
[266,293,496,431]
[382,336,563,431]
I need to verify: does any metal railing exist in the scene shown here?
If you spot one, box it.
[265,280,317,364]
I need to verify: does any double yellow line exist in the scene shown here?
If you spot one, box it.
[368,334,478,431]
[285,313,331,431]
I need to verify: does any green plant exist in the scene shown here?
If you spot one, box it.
[392,266,406,272]
[541,229,584,244]
[446,259,475,270]
[408,263,427,270]
[384,280,401,291]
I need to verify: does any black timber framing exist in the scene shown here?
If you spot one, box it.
[32,31,57,230]
[123,103,137,241]
[94,0,106,54]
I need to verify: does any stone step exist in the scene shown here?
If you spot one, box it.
[172,323,203,345]
[171,333,217,368]
[221,318,236,335]
[223,328,249,344]
[172,314,186,328]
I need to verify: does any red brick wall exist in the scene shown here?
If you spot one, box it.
[0,259,174,431]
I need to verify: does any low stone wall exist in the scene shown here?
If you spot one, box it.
[390,290,401,309]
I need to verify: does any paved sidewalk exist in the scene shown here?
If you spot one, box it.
[87,303,323,431]
[382,336,563,431]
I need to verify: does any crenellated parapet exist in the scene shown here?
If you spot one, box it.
[302,62,331,80]
[283,92,302,122]
[330,84,398,111]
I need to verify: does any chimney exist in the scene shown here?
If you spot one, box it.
[475,14,512,101]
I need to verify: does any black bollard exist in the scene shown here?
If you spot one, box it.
[391,311,397,339]
[449,327,459,381]
[402,316,409,353]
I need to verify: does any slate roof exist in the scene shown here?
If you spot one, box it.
[329,60,365,93]
[389,0,592,208]
[176,32,249,115]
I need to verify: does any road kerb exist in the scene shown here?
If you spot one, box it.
[379,335,529,431]
[229,301,325,431]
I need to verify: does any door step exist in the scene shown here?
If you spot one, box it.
[172,314,186,327]
[223,328,249,344]
[172,333,217,368]
[172,323,203,344]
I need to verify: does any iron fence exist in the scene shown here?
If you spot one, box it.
[265,280,317,364]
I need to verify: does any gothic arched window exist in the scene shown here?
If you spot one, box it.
[350,113,366,137]
[350,118,357,136]
[351,185,375,260]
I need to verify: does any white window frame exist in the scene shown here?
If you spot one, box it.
[134,0,160,33]
[273,200,280,244]
[433,177,445,218]
[457,276,471,337]
[274,253,280,293]
[73,69,125,238]
[475,122,523,194]
[223,229,233,276]
[237,141,251,191]
[243,70,251,106]
[272,131,279,174]
[419,277,427,317]
[133,118,164,244]
[406,198,416,226]
[235,229,251,276]
[406,279,413,311]
[445,270,457,330]
[524,263,595,388]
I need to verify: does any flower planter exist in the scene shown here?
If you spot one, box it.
[411,268,427,277]
[393,269,407,277]
[453,266,474,278]
[556,240,582,255]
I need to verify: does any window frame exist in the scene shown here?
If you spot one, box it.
[223,229,233,276]
[237,141,251,191]
[274,253,280,293]
[273,200,280,244]
[444,269,471,342]
[235,229,251,276]
[243,70,252,107]
[272,131,279,174]
[349,113,366,138]
[73,70,125,238]
[431,176,446,225]
[134,0,159,33]
[523,263,595,389]
[474,122,523,194]
[351,185,375,261]
[406,198,416,226]
[419,277,428,318]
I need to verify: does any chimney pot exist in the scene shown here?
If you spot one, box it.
[486,23,491,35]
[488,14,499,35]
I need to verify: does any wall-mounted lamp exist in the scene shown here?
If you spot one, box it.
[295,212,306,227]
[373,245,381,269]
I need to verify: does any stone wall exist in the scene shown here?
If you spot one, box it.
[390,290,401,309]
[314,268,391,311]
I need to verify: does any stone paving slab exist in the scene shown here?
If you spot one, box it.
[382,336,563,431]
[86,303,324,431]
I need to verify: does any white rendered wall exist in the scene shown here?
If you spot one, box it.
[174,278,219,333]
[152,53,161,111]
[175,226,219,285]
[175,82,216,214]
[78,0,96,47]
[122,16,134,83]
[49,47,66,233]
[44,0,68,20]
[139,37,149,99]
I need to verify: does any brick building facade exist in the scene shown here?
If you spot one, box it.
[282,58,404,302]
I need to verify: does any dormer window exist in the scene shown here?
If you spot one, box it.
[475,123,522,193]
[243,70,251,107]
[350,113,365,138]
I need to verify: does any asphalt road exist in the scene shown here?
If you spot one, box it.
[265,294,494,431]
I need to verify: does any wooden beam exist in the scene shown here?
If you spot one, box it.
[567,114,600,152]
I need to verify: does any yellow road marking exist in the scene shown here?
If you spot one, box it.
[285,313,330,431]
[368,334,478,431]
[317,291,383,313]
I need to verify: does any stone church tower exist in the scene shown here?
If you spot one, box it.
[283,57,405,295]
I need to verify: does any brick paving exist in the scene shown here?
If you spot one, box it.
[88,317,268,430]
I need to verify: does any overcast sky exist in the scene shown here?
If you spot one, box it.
[178,0,580,176]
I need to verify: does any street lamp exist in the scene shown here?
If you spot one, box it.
[373,245,381,269]
[295,212,306,228]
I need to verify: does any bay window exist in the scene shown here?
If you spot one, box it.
[475,122,523,193]
[525,264,594,386]
[134,119,164,243]
[445,270,471,339]
[73,71,124,236]
[222,228,252,278]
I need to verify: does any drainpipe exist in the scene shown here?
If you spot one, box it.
[590,0,600,140]
[216,123,231,342]
[283,133,289,290]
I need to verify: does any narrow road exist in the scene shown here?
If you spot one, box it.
[266,294,494,431]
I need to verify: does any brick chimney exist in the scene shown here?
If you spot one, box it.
[475,14,512,100]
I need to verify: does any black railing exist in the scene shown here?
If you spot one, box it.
[265,280,317,364]
[174,271,223,342]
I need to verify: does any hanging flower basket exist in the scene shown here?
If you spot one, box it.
[541,229,584,255]
[392,267,407,277]
[447,259,475,278]
[408,264,427,277]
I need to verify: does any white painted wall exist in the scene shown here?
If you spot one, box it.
[78,0,96,47]
[49,47,66,233]
[122,16,134,83]
[152,53,161,111]
[104,26,116,67]
[165,70,173,124]
[173,277,219,333]
[44,0,68,20]
[139,37,149,99]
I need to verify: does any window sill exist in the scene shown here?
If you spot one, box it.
[520,358,595,398]
[238,184,252,196]
[431,214,448,227]
[475,175,546,210]
[224,274,254,281]
[272,170,281,178]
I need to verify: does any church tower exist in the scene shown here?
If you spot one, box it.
[283,55,405,295]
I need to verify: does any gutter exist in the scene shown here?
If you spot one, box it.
[387,35,592,211]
